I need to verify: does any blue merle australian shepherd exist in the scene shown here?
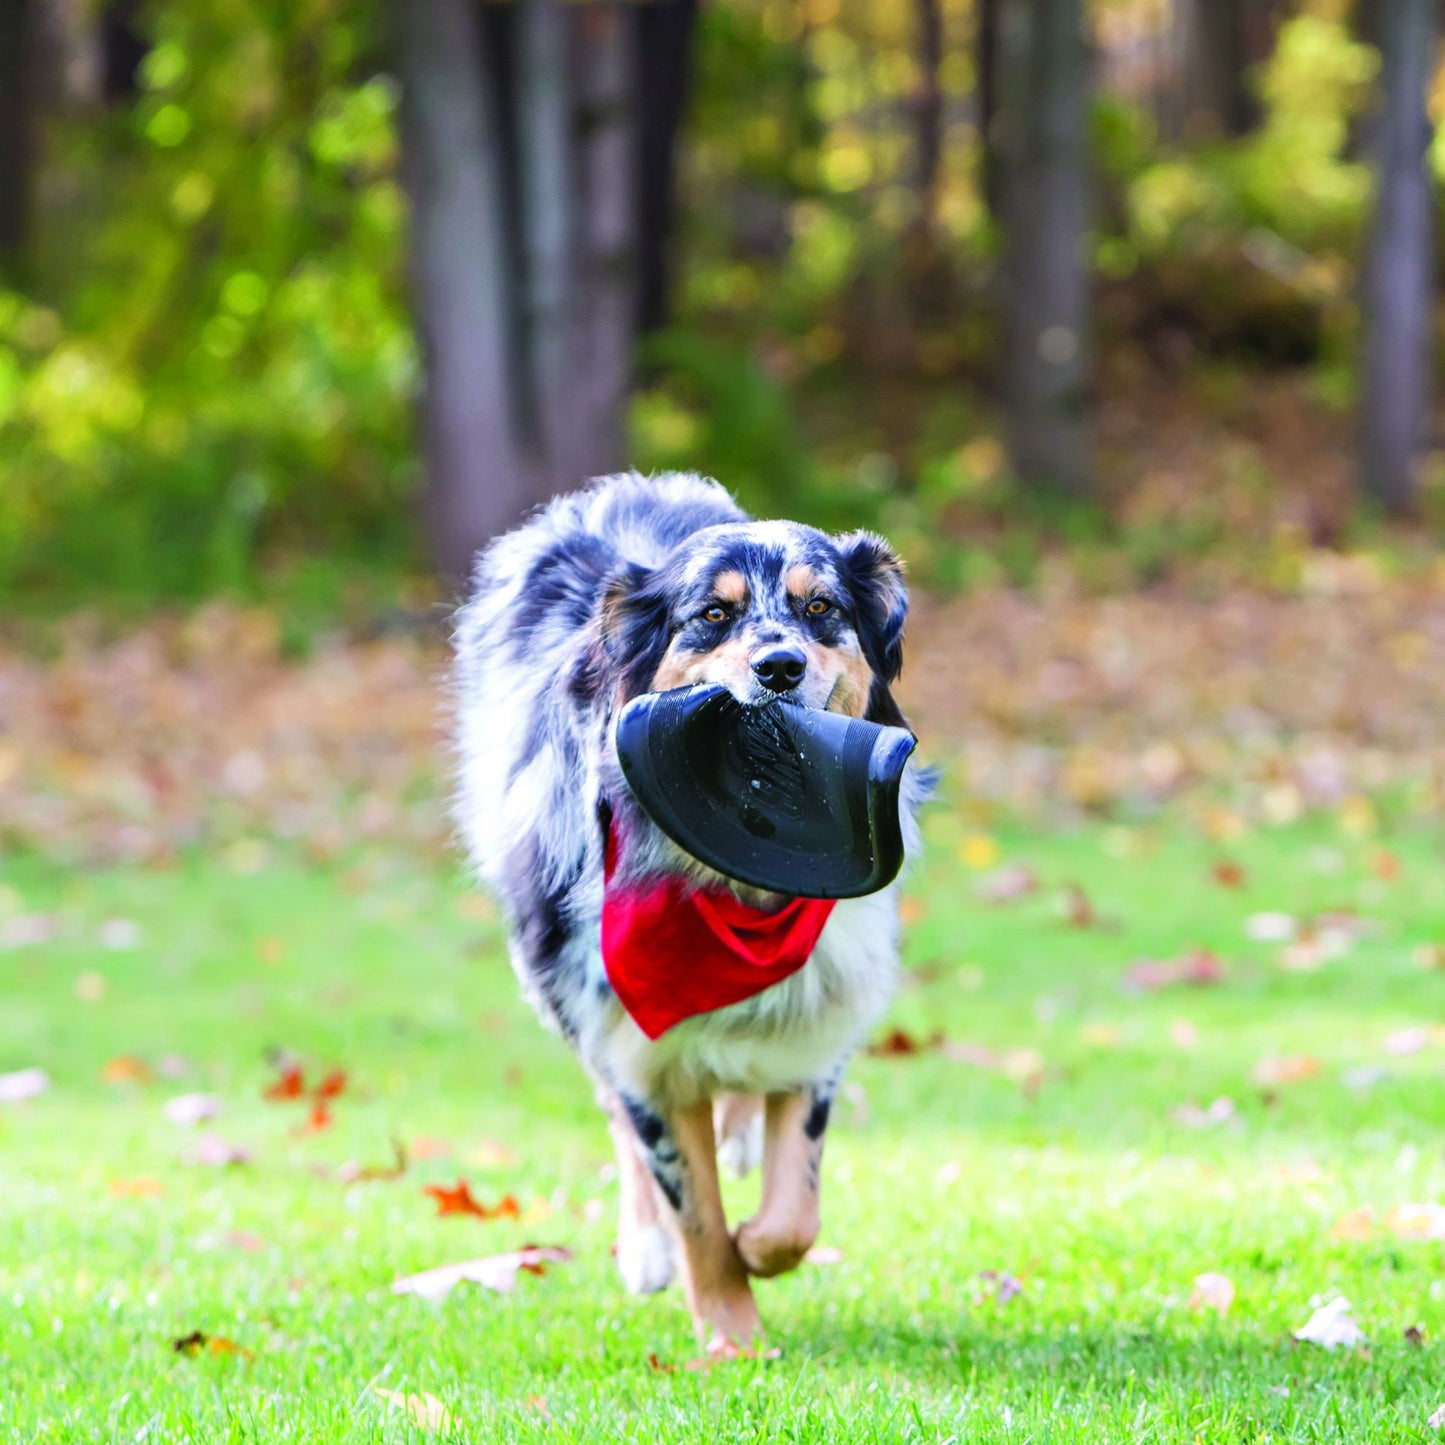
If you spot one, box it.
[453,472,923,1346]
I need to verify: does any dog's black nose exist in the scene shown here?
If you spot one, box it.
[751,645,807,693]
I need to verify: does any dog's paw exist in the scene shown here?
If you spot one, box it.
[716,1109,764,1180]
[616,1223,676,1295]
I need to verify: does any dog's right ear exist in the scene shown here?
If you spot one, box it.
[599,563,671,697]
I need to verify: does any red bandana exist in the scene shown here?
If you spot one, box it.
[601,826,837,1040]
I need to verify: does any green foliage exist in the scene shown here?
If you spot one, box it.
[1,0,417,603]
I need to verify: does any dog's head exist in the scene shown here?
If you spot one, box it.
[601,521,908,725]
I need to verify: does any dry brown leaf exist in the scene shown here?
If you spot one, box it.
[977,864,1038,904]
[372,1387,453,1433]
[1211,860,1246,889]
[1252,1055,1322,1087]
[172,1331,254,1361]
[101,1055,152,1085]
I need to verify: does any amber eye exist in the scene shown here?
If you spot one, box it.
[701,604,730,625]
[805,597,832,617]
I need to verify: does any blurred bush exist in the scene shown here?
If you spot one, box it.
[1,0,417,606]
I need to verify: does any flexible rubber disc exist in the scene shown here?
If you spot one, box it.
[614,684,916,899]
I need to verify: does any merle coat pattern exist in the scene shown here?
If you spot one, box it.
[453,472,923,1341]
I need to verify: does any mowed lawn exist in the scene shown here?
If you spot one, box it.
[3,812,1445,1443]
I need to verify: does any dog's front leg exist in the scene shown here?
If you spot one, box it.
[734,1078,835,1277]
[621,1092,761,1345]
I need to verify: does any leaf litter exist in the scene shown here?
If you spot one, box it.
[391,1247,572,1300]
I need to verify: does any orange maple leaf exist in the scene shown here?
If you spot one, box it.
[423,1181,522,1220]
[264,1064,306,1101]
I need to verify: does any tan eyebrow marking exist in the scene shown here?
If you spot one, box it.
[712,570,747,603]
[786,564,822,597]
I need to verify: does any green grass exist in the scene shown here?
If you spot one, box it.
[3,814,1445,1442]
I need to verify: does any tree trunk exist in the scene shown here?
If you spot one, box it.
[397,0,545,582]
[566,2,636,488]
[1002,0,1092,498]
[634,0,697,334]
[1360,0,1435,515]
[977,0,1003,221]
[0,0,33,276]
[1188,0,1254,138]
[912,0,943,235]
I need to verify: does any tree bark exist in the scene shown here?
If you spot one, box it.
[912,0,943,235]
[567,2,636,489]
[397,0,545,582]
[977,0,1003,221]
[634,0,697,334]
[1002,0,1092,498]
[1360,0,1436,515]
[0,0,33,275]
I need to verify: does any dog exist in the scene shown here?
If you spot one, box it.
[452,472,922,1345]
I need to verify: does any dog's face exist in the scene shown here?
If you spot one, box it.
[602,521,908,725]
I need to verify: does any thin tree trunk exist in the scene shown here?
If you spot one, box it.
[396,0,545,582]
[1002,0,1092,498]
[1360,0,1435,514]
[1189,0,1254,138]
[517,0,574,480]
[913,0,943,235]
[0,0,33,275]
[977,0,1003,221]
[634,0,697,334]
[568,2,635,488]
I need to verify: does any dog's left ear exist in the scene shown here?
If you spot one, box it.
[599,562,671,698]
[835,530,909,727]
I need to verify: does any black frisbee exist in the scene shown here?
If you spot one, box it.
[614,684,916,899]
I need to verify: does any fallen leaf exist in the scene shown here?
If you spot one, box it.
[1252,1056,1321,1087]
[163,1093,221,1127]
[1405,1325,1426,1347]
[466,1139,517,1168]
[866,1027,943,1058]
[1383,1203,1445,1241]
[75,972,106,1002]
[0,914,59,948]
[109,1177,164,1198]
[312,1068,348,1101]
[391,1246,572,1300]
[1061,884,1097,928]
[960,833,1000,869]
[1329,1208,1375,1241]
[172,1331,255,1361]
[182,1135,252,1168]
[101,1055,152,1085]
[1245,912,1296,943]
[977,864,1037,904]
[0,1067,49,1103]
[1190,1271,1235,1314]
[1431,1402,1445,1431]
[1382,1026,1435,1057]
[1369,850,1401,880]
[336,1139,408,1183]
[1414,943,1445,971]
[1172,1097,1236,1129]
[1211,861,1246,889]
[372,1387,452,1433]
[409,1137,453,1162]
[1168,1019,1200,1050]
[1123,949,1224,992]
[97,918,142,950]
[424,1181,522,1221]
[804,1245,844,1266]
[292,1102,333,1136]
[263,1064,306,1101]
[978,1270,1024,1304]
[1292,1296,1366,1350]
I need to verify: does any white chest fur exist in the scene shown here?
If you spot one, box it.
[579,886,901,1107]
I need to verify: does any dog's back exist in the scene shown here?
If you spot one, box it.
[453,472,741,937]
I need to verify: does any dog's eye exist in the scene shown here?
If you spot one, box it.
[700,604,730,625]
[805,597,832,617]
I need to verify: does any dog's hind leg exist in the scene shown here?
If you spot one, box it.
[600,1087,676,1295]
[714,1092,764,1179]
[734,1075,837,1278]
[620,1091,762,1345]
